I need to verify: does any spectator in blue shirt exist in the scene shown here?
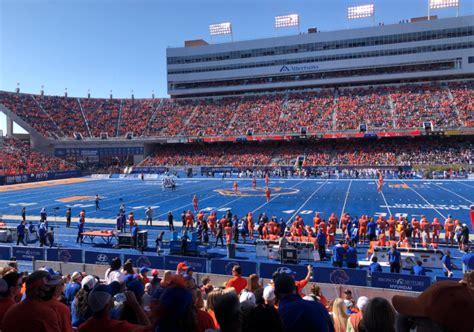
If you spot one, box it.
[367,219,377,241]
[411,260,426,276]
[462,248,474,273]
[316,229,327,260]
[332,241,346,268]
[387,244,401,273]
[369,256,383,274]
[275,273,334,332]
[131,222,139,249]
[27,221,37,241]
[345,241,358,268]
[441,250,453,277]
[76,220,84,243]
[16,221,27,246]
[351,224,359,243]
[38,221,47,247]
[64,272,82,305]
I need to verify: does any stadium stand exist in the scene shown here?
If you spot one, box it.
[119,98,161,137]
[140,137,472,167]
[0,137,77,176]
[35,95,89,138]
[1,81,472,140]
[79,98,121,138]
[0,92,60,138]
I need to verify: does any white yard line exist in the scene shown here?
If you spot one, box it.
[432,183,473,203]
[400,180,446,219]
[288,179,329,221]
[339,179,352,218]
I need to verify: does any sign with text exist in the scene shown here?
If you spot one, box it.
[371,272,431,292]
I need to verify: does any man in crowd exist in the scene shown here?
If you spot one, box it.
[78,285,150,331]
[275,272,334,332]
[225,265,247,295]
[442,250,453,277]
[64,271,82,305]
[16,220,27,246]
[145,207,153,226]
[2,270,71,332]
[388,244,401,273]
[369,256,383,274]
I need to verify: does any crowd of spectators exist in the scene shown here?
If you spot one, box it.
[278,91,334,134]
[0,137,77,176]
[1,81,472,140]
[391,84,461,129]
[35,95,89,138]
[80,98,121,138]
[141,138,472,167]
[119,99,161,137]
[146,99,196,137]
[335,88,394,131]
[0,257,472,332]
[449,81,474,128]
[0,92,60,138]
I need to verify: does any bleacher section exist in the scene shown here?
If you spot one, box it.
[140,137,472,167]
[0,137,77,176]
[1,81,472,140]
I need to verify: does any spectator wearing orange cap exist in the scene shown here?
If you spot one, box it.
[392,281,474,332]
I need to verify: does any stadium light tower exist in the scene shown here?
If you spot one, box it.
[209,22,233,42]
[65,88,68,97]
[87,89,90,99]
[274,14,300,33]
[428,0,459,19]
[152,90,155,99]
[40,85,44,96]
[16,83,20,93]
[347,4,375,25]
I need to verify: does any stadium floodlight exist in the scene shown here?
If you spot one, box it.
[347,4,374,19]
[209,22,232,36]
[274,14,300,28]
[429,0,458,9]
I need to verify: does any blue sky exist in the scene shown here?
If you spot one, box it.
[0,0,472,133]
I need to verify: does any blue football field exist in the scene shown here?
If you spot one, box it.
[0,177,472,278]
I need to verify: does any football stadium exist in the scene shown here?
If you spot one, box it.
[0,1,473,331]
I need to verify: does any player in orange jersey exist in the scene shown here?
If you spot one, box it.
[224,223,233,244]
[444,215,454,246]
[192,195,198,213]
[265,173,269,187]
[233,181,238,194]
[420,215,431,242]
[359,216,368,244]
[377,215,387,237]
[377,171,383,193]
[247,212,254,240]
[185,210,194,230]
[387,215,396,241]
[252,177,257,189]
[207,212,216,237]
[412,218,421,242]
[313,213,322,229]
[431,217,441,243]
[340,213,350,237]
[327,221,336,247]
[265,186,271,202]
